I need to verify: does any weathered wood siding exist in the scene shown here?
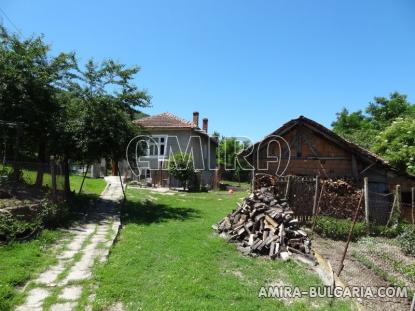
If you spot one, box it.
[255,125,373,179]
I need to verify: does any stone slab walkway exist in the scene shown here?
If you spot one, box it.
[16,177,124,311]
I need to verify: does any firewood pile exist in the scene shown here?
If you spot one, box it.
[214,186,313,261]
[254,175,278,190]
[254,175,364,220]
[319,179,363,220]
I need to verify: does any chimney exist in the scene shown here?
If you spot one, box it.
[193,111,199,127]
[202,118,208,133]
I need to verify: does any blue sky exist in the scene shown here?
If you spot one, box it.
[2,0,415,142]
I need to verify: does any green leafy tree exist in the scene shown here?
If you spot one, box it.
[332,92,415,175]
[0,26,76,185]
[373,117,415,175]
[217,136,251,182]
[367,92,412,128]
[59,58,150,192]
[332,108,377,148]
[168,152,195,190]
[0,26,151,197]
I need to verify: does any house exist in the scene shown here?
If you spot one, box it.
[133,112,218,188]
[239,116,415,221]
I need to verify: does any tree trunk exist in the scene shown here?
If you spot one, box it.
[78,164,89,194]
[35,141,46,188]
[63,155,71,200]
[112,160,119,176]
[11,127,22,182]
[50,156,57,202]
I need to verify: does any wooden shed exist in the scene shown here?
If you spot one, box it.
[240,116,415,222]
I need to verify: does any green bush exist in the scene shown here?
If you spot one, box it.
[40,199,70,228]
[312,216,367,241]
[398,225,415,257]
[0,200,69,242]
[0,212,42,241]
[368,223,407,238]
[168,152,195,190]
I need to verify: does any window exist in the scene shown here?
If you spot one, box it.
[139,168,151,179]
[147,136,167,157]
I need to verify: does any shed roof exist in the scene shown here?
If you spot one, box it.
[239,115,393,170]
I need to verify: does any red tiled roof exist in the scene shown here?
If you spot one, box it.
[134,112,218,145]
[134,112,196,128]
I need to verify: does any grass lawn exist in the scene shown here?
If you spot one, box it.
[21,169,107,195]
[0,230,64,310]
[0,171,107,311]
[219,179,251,192]
[1,164,106,195]
[92,189,353,311]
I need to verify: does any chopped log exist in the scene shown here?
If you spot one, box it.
[248,234,255,246]
[269,242,276,257]
[279,223,285,246]
[265,215,278,228]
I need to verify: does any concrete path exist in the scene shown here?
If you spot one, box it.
[16,177,123,311]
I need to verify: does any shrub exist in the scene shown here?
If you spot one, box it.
[168,152,195,190]
[312,216,367,241]
[0,212,42,241]
[39,199,70,228]
[0,199,69,242]
[398,225,415,257]
[368,223,407,238]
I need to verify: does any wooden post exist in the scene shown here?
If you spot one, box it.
[386,185,401,227]
[118,163,126,203]
[337,191,364,277]
[411,187,414,225]
[396,184,401,217]
[251,152,255,192]
[78,164,89,194]
[311,180,326,232]
[386,192,397,228]
[364,177,370,224]
[312,175,319,216]
[285,175,292,200]
[251,171,255,192]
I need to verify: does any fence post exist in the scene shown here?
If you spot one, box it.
[312,175,319,216]
[364,177,370,224]
[337,191,364,277]
[251,170,255,192]
[285,175,292,200]
[412,187,414,225]
[311,180,326,232]
[396,184,401,216]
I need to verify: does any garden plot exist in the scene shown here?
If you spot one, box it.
[312,234,414,311]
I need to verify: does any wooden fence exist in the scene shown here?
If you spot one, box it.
[254,174,415,225]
